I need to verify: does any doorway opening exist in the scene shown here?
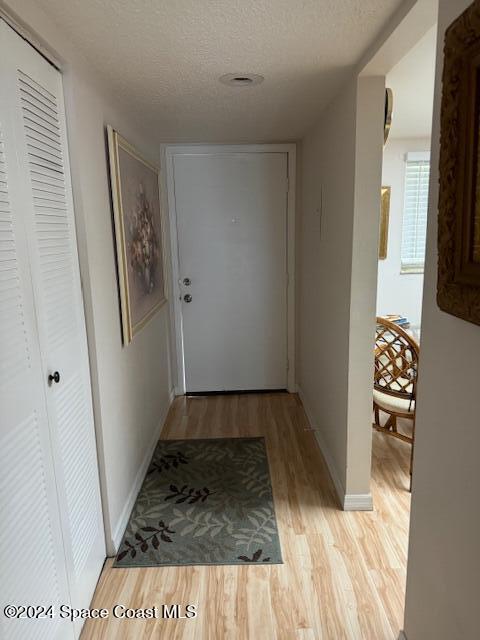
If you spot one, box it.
[372,25,437,494]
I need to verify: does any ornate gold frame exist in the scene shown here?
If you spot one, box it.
[437,1,480,325]
[107,126,167,344]
[379,186,391,260]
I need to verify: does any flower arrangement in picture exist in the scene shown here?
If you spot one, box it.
[108,126,166,344]
[128,183,160,294]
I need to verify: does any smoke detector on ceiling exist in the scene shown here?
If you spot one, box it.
[219,73,264,87]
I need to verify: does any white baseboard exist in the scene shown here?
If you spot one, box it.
[343,493,373,510]
[297,386,346,506]
[109,388,175,554]
[398,631,407,640]
[297,386,373,512]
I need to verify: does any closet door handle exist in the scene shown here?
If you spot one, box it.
[48,371,61,385]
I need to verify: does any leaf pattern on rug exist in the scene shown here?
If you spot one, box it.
[231,507,277,550]
[147,451,188,475]
[237,549,271,563]
[114,437,282,567]
[233,441,269,467]
[237,466,271,497]
[169,506,234,538]
[116,521,175,561]
[183,442,236,463]
[165,484,214,504]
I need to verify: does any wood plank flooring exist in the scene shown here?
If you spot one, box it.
[82,393,410,640]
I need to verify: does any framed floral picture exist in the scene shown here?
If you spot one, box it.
[107,126,167,344]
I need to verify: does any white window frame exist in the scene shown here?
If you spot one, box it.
[400,151,430,274]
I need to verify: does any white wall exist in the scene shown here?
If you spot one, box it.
[347,76,385,498]
[298,75,384,504]
[3,0,173,553]
[377,137,430,329]
[299,78,356,499]
[403,1,480,638]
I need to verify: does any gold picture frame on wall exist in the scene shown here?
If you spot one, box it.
[379,186,391,260]
[107,126,167,345]
[437,2,480,325]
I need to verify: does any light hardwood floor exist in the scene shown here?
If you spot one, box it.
[82,393,411,640]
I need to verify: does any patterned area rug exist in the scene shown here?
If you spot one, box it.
[114,437,282,567]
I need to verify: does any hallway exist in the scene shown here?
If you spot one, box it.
[83,393,410,640]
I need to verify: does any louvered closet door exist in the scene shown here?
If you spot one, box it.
[0,24,74,640]
[0,20,105,639]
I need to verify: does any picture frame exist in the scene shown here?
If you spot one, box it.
[379,186,391,260]
[437,1,480,325]
[107,126,167,344]
[384,88,393,146]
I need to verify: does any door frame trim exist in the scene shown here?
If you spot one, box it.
[164,143,296,394]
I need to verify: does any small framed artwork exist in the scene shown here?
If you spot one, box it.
[379,186,391,260]
[107,126,167,344]
[437,1,480,325]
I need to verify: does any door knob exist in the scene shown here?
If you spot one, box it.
[183,294,192,303]
[48,371,61,384]
[183,278,191,286]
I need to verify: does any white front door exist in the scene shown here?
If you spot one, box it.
[0,20,105,640]
[172,151,289,392]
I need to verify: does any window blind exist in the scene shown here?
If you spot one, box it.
[400,152,430,272]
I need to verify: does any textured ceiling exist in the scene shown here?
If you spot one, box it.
[36,0,404,142]
[387,25,436,139]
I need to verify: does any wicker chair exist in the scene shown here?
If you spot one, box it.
[373,316,420,490]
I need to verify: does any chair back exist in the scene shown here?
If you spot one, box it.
[374,317,420,403]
